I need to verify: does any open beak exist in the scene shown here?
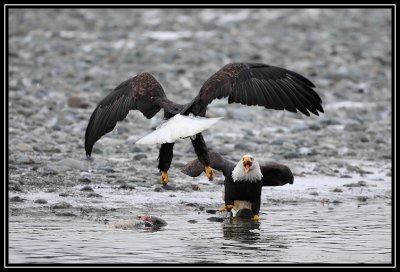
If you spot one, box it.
[243,156,253,173]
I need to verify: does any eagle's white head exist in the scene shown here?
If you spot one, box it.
[232,154,263,182]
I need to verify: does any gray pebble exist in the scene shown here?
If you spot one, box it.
[343,181,368,187]
[87,192,102,197]
[357,196,368,202]
[51,202,72,209]
[59,193,70,197]
[313,164,336,176]
[10,183,22,192]
[283,152,302,159]
[344,123,367,132]
[34,198,48,204]
[67,95,89,109]
[10,196,25,202]
[15,143,34,152]
[133,153,147,160]
[79,178,92,184]
[80,186,94,192]
[55,212,77,217]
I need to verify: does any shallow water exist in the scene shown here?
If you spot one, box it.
[8,161,392,264]
[8,200,391,264]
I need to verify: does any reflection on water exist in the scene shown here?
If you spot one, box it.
[222,218,261,242]
[8,202,391,264]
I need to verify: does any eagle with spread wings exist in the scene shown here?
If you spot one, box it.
[85,63,324,184]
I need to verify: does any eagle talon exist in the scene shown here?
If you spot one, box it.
[160,171,169,185]
[252,214,260,221]
[205,166,214,181]
[219,204,234,212]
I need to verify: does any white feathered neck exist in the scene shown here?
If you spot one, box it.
[232,156,263,182]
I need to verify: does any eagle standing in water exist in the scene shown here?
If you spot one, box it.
[182,152,293,220]
[85,63,323,184]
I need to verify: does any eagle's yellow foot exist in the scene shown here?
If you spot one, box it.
[160,171,169,185]
[219,204,234,212]
[252,214,260,221]
[205,166,214,180]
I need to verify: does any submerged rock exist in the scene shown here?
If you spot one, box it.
[207,217,226,222]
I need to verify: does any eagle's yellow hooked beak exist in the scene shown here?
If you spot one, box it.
[243,156,253,173]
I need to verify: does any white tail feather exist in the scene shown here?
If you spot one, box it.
[135,114,222,145]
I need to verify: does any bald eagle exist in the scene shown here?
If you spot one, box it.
[182,152,293,220]
[85,63,323,184]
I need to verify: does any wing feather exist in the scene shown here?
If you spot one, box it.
[261,163,294,186]
[85,72,167,156]
[187,63,323,116]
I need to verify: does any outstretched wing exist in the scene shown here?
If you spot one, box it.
[186,63,323,116]
[85,72,167,157]
[261,163,294,186]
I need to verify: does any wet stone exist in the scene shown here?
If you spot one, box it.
[34,198,48,204]
[299,147,317,156]
[154,184,175,191]
[346,165,373,174]
[10,183,22,192]
[80,186,94,192]
[191,184,201,191]
[343,181,368,187]
[10,196,25,202]
[14,155,36,164]
[67,96,90,109]
[207,217,225,222]
[308,124,322,131]
[177,183,194,192]
[332,188,343,193]
[185,203,199,207]
[133,153,147,160]
[313,164,336,176]
[206,209,218,214]
[119,183,135,190]
[55,212,77,217]
[15,143,34,152]
[59,193,70,197]
[87,192,102,197]
[357,196,368,202]
[283,152,302,159]
[270,139,285,146]
[344,123,367,132]
[51,202,72,209]
[79,178,92,184]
